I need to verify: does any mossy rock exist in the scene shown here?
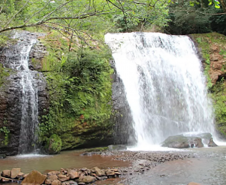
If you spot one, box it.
[46,134,62,154]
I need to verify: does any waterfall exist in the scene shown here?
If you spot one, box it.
[7,32,40,154]
[105,32,215,149]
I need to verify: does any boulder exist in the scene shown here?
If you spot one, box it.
[162,133,217,149]
[21,170,47,185]
[45,174,58,184]
[194,138,204,148]
[208,138,218,147]
[11,168,21,178]
[68,170,79,179]
[162,135,190,148]
[93,167,105,176]
[79,176,96,183]
[105,169,115,176]
[2,170,11,177]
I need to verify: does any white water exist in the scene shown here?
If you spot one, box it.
[105,32,216,149]
[11,34,39,154]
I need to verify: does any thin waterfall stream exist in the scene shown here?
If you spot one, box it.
[6,32,41,154]
[105,32,216,149]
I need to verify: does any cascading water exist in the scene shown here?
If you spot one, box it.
[7,32,40,154]
[105,32,216,149]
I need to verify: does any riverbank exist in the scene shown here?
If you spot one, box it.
[0,148,199,185]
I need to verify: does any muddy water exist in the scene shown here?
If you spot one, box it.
[125,146,226,185]
[2,147,226,185]
[0,150,130,174]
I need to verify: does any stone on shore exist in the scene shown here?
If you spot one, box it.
[52,179,62,185]
[45,174,58,184]
[93,167,105,176]
[62,181,78,185]
[58,174,70,182]
[68,170,79,179]
[2,170,11,177]
[11,168,21,178]
[187,182,202,185]
[21,170,47,185]
[79,176,96,183]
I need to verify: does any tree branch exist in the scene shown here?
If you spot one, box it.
[3,0,31,29]
[0,11,112,33]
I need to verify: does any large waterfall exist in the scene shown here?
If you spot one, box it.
[105,32,215,149]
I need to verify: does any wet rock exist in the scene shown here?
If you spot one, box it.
[162,135,190,148]
[21,170,47,185]
[208,138,218,147]
[161,133,215,148]
[194,138,204,148]
[108,145,127,151]
[79,176,96,183]
[0,31,49,156]
[11,168,21,178]
[111,59,135,145]
[2,170,11,177]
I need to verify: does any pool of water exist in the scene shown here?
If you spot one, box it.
[0,150,130,174]
[2,147,226,185]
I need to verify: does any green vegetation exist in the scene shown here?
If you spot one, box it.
[0,126,10,146]
[45,134,62,154]
[0,64,10,88]
[192,32,226,137]
[38,31,114,150]
[211,82,226,136]
[83,147,108,152]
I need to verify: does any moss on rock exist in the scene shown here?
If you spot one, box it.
[46,134,62,154]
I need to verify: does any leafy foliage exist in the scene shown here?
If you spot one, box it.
[46,134,62,154]
[0,126,10,146]
[165,0,217,35]
[38,31,113,149]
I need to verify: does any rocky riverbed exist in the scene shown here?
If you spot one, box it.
[0,148,199,185]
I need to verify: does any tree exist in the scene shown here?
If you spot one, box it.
[0,0,170,34]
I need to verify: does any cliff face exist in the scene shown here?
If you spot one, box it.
[0,31,48,155]
[111,60,136,145]
[192,33,226,138]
